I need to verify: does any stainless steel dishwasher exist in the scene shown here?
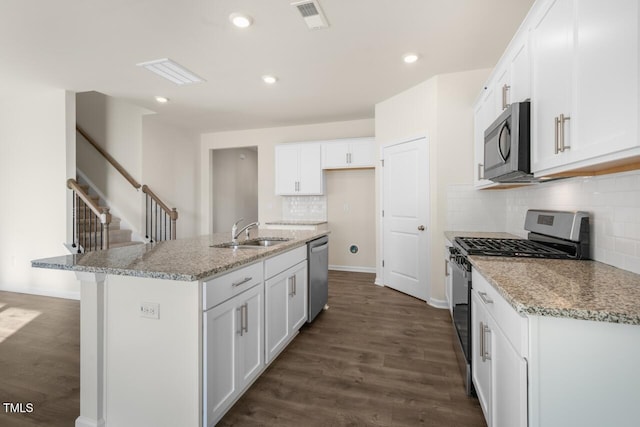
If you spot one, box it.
[307,235,329,323]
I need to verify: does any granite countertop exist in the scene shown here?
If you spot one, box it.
[32,229,329,282]
[265,220,328,225]
[444,230,522,242]
[470,256,640,325]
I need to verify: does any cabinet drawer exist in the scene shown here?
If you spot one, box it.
[264,246,307,280]
[203,262,263,310]
[472,269,528,358]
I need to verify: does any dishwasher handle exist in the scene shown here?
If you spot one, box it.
[310,243,328,253]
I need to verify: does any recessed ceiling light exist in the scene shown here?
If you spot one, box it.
[137,58,204,85]
[155,96,169,104]
[230,13,253,28]
[262,75,278,84]
[403,53,419,64]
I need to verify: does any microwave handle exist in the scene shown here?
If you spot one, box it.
[497,123,509,163]
[477,163,484,180]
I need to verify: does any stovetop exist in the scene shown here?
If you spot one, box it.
[454,237,573,259]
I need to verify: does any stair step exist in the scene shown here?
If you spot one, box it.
[110,241,144,249]
[77,229,132,245]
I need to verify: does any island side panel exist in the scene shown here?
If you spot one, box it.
[104,275,201,427]
[528,315,640,427]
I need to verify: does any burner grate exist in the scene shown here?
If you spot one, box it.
[455,237,570,258]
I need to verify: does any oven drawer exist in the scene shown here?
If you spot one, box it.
[472,269,528,358]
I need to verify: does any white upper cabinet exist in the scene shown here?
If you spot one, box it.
[321,137,375,169]
[531,0,639,176]
[275,143,323,195]
[474,84,498,188]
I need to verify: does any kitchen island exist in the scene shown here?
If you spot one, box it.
[32,229,329,427]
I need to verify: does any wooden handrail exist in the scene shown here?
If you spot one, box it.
[67,179,112,224]
[76,125,142,190]
[142,185,178,220]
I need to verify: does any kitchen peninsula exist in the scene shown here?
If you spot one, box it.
[32,229,329,427]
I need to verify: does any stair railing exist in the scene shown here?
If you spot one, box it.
[76,125,178,243]
[142,185,178,242]
[67,178,112,252]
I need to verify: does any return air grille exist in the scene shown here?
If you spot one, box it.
[291,0,329,29]
[136,58,204,86]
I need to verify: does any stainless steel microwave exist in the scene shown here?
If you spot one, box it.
[483,101,532,182]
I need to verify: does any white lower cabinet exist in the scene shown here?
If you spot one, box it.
[203,281,263,427]
[472,269,528,427]
[265,259,308,364]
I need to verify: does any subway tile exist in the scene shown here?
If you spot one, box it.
[614,238,636,256]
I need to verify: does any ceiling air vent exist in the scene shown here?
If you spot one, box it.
[136,58,204,86]
[291,0,329,30]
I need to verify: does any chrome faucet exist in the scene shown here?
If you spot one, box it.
[231,218,259,244]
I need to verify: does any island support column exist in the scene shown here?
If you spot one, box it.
[74,272,107,427]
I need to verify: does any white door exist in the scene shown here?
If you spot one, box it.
[382,137,429,301]
[288,262,308,333]
[297,144,323,195]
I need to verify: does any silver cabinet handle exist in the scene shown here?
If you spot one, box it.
[479,321,485,361]
[483,323,491,361]
[559,113,571,152]
[502,84,510,110]
[477,163,484,180]
[288,276,295,297]
[445,259,450,276]
[238,303,248,336]
[479,292,494,304]
[293,275,297,295]
[232,277,252,287]
[348,152,352,164]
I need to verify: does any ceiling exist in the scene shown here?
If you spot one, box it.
[0,0,535,134]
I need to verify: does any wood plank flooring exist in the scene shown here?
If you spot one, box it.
[0,291,80,426]
[0,271,485,426]
[220,271,486,426]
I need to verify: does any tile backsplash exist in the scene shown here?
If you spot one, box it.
[282,196,327,221]
[446,169,640,274]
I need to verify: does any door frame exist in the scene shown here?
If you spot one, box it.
[378,135,431,302]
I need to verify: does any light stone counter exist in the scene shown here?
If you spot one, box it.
[32,229,329,281]
[469,256,640,325]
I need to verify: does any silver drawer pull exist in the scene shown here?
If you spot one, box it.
[232,276,252,287]
[479,291,494,304]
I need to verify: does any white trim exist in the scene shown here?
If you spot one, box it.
[374,275,383,286]
[0,284,80,300]
[75,416,105,427]
[428,297,448,310]
[329,265,376,274]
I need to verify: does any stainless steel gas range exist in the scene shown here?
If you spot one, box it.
[449,209,590,396]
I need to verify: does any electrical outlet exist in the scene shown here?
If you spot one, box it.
[140,302,160,319]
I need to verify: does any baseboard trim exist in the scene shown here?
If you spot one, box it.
[75,416,106,427]
[0,284,80,301]
[329,265,376,274]
[428,297,448,310]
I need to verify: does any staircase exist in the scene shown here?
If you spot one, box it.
[73,183,141,252]
[69,125,178,253]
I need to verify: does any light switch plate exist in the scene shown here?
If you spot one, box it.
[140,302,160,319]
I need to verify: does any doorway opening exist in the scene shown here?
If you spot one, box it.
[210,147,258,233]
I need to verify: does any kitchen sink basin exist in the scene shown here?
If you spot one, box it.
[211,237,291,249]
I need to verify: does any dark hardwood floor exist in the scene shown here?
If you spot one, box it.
[0,291,80,426]
[220,271,486,426]
[0,271,485,426]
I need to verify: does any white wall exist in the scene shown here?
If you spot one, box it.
[446,169,640,275]
[375,69,490,305]
[210,147,258,233]
[142,116,201,238]
[0,77,78,298]
[200,119,376,269]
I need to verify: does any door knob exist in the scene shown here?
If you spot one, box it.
[418,225,425,231]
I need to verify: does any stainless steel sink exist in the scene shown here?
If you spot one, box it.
[211,237,291,249]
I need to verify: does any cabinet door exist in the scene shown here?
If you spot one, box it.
[348,139,375,168]
[322,142,349,169]
[265,272,289,364]
[298,144,323,194]
[510,34,531,104]
[472,291,493,425]
[531,0,574,173]
[288,262,308,333]
[571,0,639,162]
[237,284,264,389]
[275,145,300,195]
[204,296,239,425]
[492,323,528,427]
